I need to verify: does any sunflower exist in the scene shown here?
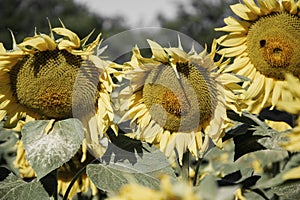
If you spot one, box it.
[116,39,242,164]
[0,24,121,159]
[1,24,119,198]
[215,0,300,114]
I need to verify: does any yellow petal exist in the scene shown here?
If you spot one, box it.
[217,44,247,57]
[286,74,300,97]
[230,4,258,21]
[277,101,300,114]
[261,77,274,108]
[243,0,262,16]
[85,33,101,53]
[40,34,57,50]
[257,0,270,14]
[217,33,247,47]
[219,73,242,85]
[57,40,79,51]
[147,39,168,62]
[18,35,56,52]
[165,47,188,62]
[0,43,6,53]
[245,72,264,99]
[224,57,250,72]
[215,16,251,33]
[283,166,300,180]
[52,27,80,48]
[263,0,281,12]
[271,81,283,109]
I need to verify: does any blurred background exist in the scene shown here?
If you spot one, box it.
[0,0,235,50]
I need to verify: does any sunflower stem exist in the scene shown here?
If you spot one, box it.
[54,169,58,200]
[181,152,190,182]
[62,165,87,200]
[193,157,203,186]
[62,158,98,200]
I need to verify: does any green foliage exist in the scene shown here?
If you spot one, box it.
[0,122,19,175]
[0,174,49,200]
[0,1,300,199]
[87,142,175,194]
[0,0,126,49]
[158,0,236,46]
[196,175,237,200]
[21,119,84,179]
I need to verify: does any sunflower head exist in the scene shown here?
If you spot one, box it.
[116,39,240,162]
[142,58,218,133]
[0,25,107,128]
[216,0,300,112]
[247,11,300,80]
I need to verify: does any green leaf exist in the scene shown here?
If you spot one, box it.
[233,133,266,161]
[86,163,161,194]
[21,119,84,179]
[0,121,18,152]
[0,122,19,173]
[87,142,175,194]
[272,180,300,200]
[101,141,176,176]
[252,124,287,151]
[284,153,300,171]
[0,174,49,200]
[196,175,238,200]
[197,175,218,199]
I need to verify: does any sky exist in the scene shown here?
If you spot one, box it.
[74,0,188,27]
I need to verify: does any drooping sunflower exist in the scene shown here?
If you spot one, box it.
[0,24,119,198]
[215,0,300,114]
[116,39,242,164]
[0,24,120,158]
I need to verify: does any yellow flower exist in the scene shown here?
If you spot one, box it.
[116,39,242,164]
[276,74,300,152]
[215,0,300,114]
[107,175,201,200]
[277,74,300,114]
[0,24,120,159]
[1,24,121,198]
[13,141,98,199]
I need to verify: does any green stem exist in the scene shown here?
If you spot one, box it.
[62,159,98,200]
[62,165,87,200]
[181,152,190,182]
[193,157,203,186]
[54,169,58,200]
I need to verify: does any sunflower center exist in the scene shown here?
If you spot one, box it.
[142,62,217,132]
[161,90,188,116]
[247,12,300,80]
[9,49,99,119]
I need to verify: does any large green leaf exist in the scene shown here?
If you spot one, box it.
[87,163,161,194]
[0,174,49,200]
[196,175,238,200]
[272,180,300,200]
[87,142,175,194]
[102,134,176,176]
[252,124,287,151]
[21,119,84,179]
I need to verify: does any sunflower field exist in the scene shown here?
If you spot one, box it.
[1,0,300,199]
